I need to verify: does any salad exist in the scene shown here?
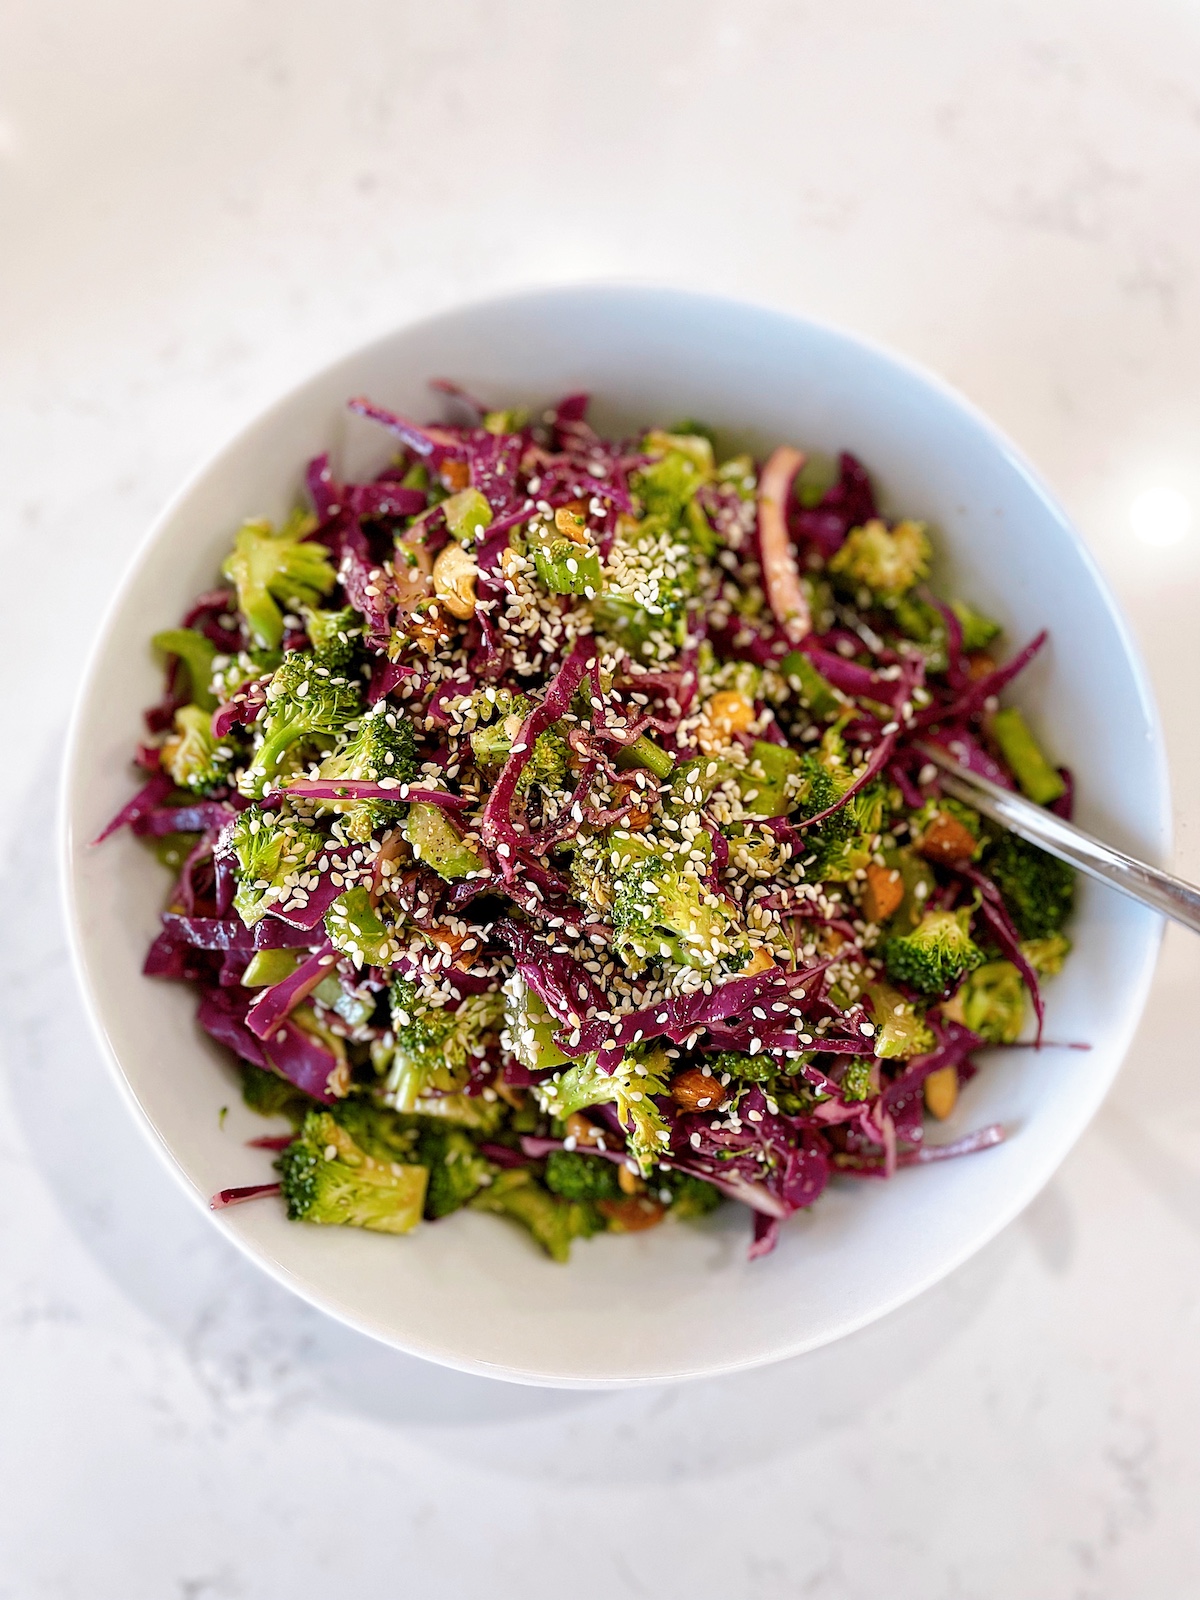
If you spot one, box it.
[98,387,1076,1261]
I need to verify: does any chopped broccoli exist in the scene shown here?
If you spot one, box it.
[536,1047,672,1175]
[469,1168,599,1262]
[883,907,986,995]
[239,651,362,797]
[276,1110,427,1234]
[240,1062,313,1125]
[324,887,402,968]
[482,407,529,434]
[417,1123,495,1218]
[313,703,418,838]
[878,845,938,932]
[299,603,361,667]
[950,599,1001,652]
[709,1050,775,1084]
[385,982,504,1110]
[889,594,949,674]
[526,507,603,595]
[986,832,1075,939]
[330,1097,421,1163]
[613,734,674,780]
[593,515,697,661]
[226,806,322,927]
[1021,933,1071,975]
[828,517,931,600]
[943,959,1027,1044]
[442,488,492,545]
[840,1058,874,1102]
[161,705,232,793]
[152,627,218,711]
[544,1148,621,1202]
[864,982,936,1059]
[780,650,843,719]
[633,431,714,525]
[503,972,572,1074]
[221,510,337,650]
[468,690,569,793]
[403,801,486,880]
[990,707,1066,806]
[655,1169,722,1218]
[612,851,743,975]
[242,948,303,987]
[731,741,806,819]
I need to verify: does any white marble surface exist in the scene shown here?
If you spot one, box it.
[4,2,1200,1594]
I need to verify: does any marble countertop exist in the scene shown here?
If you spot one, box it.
[4,2,1200,1594]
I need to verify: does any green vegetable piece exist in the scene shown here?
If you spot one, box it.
[325,886,401,968]
[890,594,948,674]
[469,1169,598,1263]
[716,452,758,501]
[221,510,337,650]
[883,907,986,995]
[828,518,931,599]
[276,1110,427,1234]
[240,1062,313,1125]
[239,650,362,798]
[634,430,714,523]
[865,982,936,1059]
[990,707,1066,806]
[544,1149,621,1203]
[299,603,361,667]
[986,832,1075,939]
[882,846,938,933]
[614,734,674,781]
[840,1058,874,1102]
[152,628,218,711]
[403,801,486,880]
[504,973,571,1073]
[312,703,417,839]
[330,1098,420,1163]
[735,741,804,818]
[950,960,1027,1044]
[161,705,231,793]
[612,853,742,976]
[780,650,842,719]
[950,599,1001,652]
[242,948,304,988]
[526,512,603,595]
[709,1050,775,1083]
[151,831,201,873]
[592,516,698,658]
[537,1048,672,1175]
[226,806,322,927]
[657,1169,722,1218]
[442,488,493,545]
[1021,933,1071,975]
[385,982,504,1111]
[482,407,529,434]
[417,1124,495,1218]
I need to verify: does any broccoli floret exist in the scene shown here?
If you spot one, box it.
[324,887,402,968]
[526,507,603,596]
[633,431,714,525]
[709,1050,775,1084]
[240,1062,313,1125]
[655,1169,722,1218]
[828,518,931,600]
[403,801,486,880]
[503,972,572,1074]
[226,806,323,927]
[612,852,742,975]
[221,510,337,650]
[544,1148,621,1202]
[1021,933,1071,975]
[161,705,233,793]
[950,599,1001,652]
[889,593,949,673]
[417,1124,495,1218]
[468,1168,599,1262]
[990,707,1066,806]
[943,960,1027,1044]
[276,1110,428,1234]
[299,604,361,667]
[469,691,570,793]
[986,832,1075,939]
[384,982,504,1110]
[593,516,698,661]
[536,1047,672,1175]
[883,907,986,995]
[152,627,218,711]
[864,982,936,1059]
[313,703,418,838]
[239,651,362,797]
[330,1098,421,1163]
[840,1058,874,1102]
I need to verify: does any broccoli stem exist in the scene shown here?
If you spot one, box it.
[152,628,218,711]
[615,735,674,781]
[990,707,1065,806]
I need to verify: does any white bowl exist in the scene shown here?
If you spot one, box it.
[61,286,1168,1388]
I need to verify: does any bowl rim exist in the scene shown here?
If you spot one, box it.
[59,281,1170,1387]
